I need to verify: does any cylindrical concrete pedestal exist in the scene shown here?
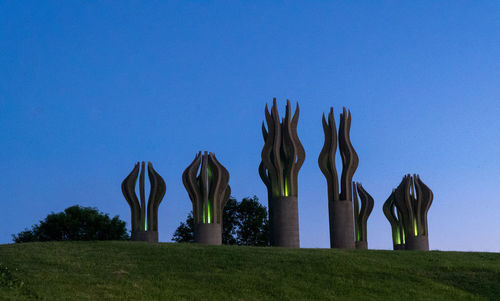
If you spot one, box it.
[405,235,429,251]
[271,196,300,248]
[355,241,368,250]
[132,231,158,242]
[194,223,222,245]
[268,195,275,246]
[330,200,355,249]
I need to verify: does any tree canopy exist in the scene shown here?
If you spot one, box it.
[12,205,129,243]
[172,196,269,246]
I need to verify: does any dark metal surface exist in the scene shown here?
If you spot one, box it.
[121,162,166,242]
[389,174,433,251]
[259,99,305,248]
[182,151,230,245]
[353,182,374,249]
[318,107,360,249]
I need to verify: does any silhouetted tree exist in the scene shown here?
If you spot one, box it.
[12,205,129,243]
[171,212,195,243]
[172,196,269,246]
[236,196,269,246]
[222,198,239,245]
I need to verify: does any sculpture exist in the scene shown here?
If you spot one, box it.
[318,107,359,249]
[353,182,374,249]
[383,190,406,250]
[182,151,231,245]
[122,162,166,242]
[259,98,305,248]
[393,174,433,250]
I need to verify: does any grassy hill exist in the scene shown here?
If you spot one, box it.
[0,242,499,300]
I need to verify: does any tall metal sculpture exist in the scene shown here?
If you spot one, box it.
[259,99,305,248]
[383,190,406,250]
[393,174,433,250]
[318,107,359,249]
[353,182,374,249]
[183,151,231,245]
[122,162,166,242]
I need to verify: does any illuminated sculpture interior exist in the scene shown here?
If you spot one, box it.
[122,162,166,242]
[183,151,230,245]
[353,182,374,249]
[318,107,362,249]
[383,190,406,250]
[259,98,305,247]
[392,174,433,251]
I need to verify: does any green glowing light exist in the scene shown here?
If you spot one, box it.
[145,220,147,231]
[395,227,401,245]
[201,202,213,224]
[395,226,406,245]
[413,218,418,236]
[207,201,212,223]
[207,165,213,181]
[284,176,289,197]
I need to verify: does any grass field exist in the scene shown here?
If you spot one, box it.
[0,241,499,300]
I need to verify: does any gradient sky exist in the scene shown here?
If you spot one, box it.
[1,2,499,251]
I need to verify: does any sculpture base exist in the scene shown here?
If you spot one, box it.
[394,244,406,250]
[271,196,300,248]
[330,200,355,249]
[194,223,222,245]
[131,231,158,242]
[406,236,429,251]
[355,241,368,250]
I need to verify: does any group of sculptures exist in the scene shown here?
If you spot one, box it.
[121,99,434,251]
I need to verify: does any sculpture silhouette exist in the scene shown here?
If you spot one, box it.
[259,98,305,248]
[122,162,166,242]
[393,174,433,251]
[383,190,406,250]
[353,182,374,249]
[318,107,359,249]
[183,151,231,245]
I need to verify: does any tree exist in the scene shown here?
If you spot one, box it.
[12,205,129,243]
[222,197,239,245]
[172,196,269,246]
[236,196,269,246]
[171,212,194,243]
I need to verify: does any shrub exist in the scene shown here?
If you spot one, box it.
[12,205,129,243]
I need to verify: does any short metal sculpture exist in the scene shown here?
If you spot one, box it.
[318,107,359,249]
[259,99,305,248]
[353,182,374,249]
[122,162,166,242]
[383,190,406,250]
[183,151,231,245]
[393,174,433,250]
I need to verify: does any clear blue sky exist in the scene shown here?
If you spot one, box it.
[1,1,499,251]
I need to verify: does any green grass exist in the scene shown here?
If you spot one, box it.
[0,242,499,300]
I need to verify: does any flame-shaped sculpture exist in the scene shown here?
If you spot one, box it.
[182,151,231,245]
[383,190,406,250]
[393,174,433,250]
[259,98,305,247]
[122,162,166,242]
[318,107,360,249]
[353,182,374,249]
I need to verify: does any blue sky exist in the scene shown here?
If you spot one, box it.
[1,1,499,251]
